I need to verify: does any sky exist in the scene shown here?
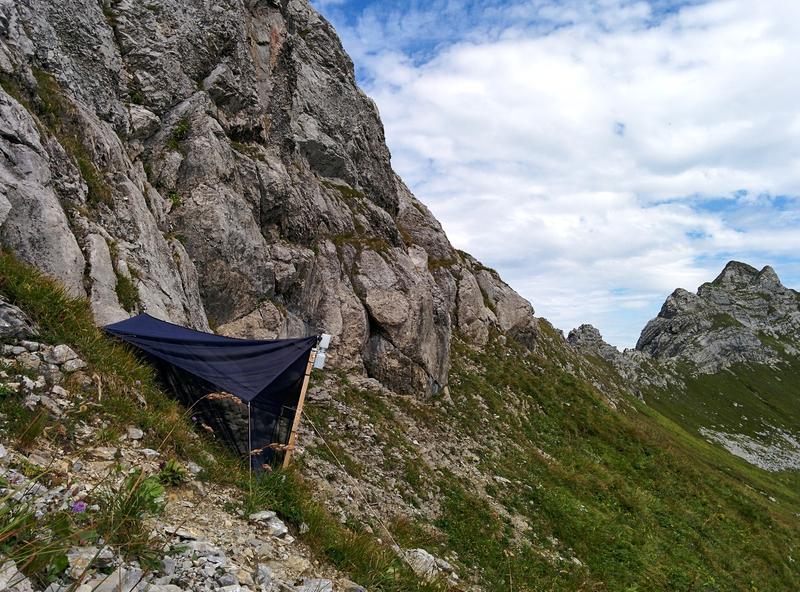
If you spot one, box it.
[310,0,800,349]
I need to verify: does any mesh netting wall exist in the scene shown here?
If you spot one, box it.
[146,356,301,469]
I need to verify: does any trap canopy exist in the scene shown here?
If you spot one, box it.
[105,313,318,467]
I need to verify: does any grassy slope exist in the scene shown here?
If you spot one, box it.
[645,357,800,443]
[0,251,440,591]
[306,327,800,591]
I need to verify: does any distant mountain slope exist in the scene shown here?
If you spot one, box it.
[570,261,800,471]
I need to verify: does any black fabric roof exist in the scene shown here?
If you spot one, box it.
[104,313,317,403]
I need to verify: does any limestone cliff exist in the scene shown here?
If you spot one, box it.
[0,0,538,397]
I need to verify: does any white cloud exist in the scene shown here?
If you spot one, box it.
[318,0,800,347]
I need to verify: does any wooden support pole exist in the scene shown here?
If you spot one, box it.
[282,348,316,468]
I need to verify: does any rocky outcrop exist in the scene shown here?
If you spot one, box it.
[568,261,800,471]
[570,261,800,380]
[0,0,538,397]
[636,261,800,372]
[567,323,673,395]
[0,300,38,341]
[567,324,621,365]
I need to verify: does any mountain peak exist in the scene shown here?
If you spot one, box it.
[636,261,799,371]
[709,260,784,291]
[714,260,759,281]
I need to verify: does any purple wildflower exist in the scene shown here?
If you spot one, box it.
[71,501,88,513]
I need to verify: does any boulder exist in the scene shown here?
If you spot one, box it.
[0,300,38,341]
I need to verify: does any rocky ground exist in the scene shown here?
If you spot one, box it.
[0,306,367,591]
[0,295,463,591]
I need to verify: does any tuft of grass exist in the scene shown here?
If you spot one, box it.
[230,141,266,162]
[710,312,743,330]
[330,233,390,254]
[129,88,145,105]
[427,257,456,272]
[0,496,72,586]
[114,272,140,313]
[158,458,188,486]
[322,180,364,202]
[95,469,165,565]
[0,459,166,585]
[166,117,190,152]
[166,190,182,210]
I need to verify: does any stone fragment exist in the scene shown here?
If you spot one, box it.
[265,517,288,538]
[255,564,272,589]
[62,358,88,373]
[404,548,438,581]
[0,301,38,341]
[15,352,41,371]
[0,559,34,591]
[89,447,118,461]
[338,580,367,592]
[248,510,276,523]
[127,426,144,440]
[83,566,143,592]
[44,344,79,365]
[66,546,114,578]
[295,579,334,592]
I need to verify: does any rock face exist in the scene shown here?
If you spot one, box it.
[567,324,620,364]
[570,261,800,379]
[0,0,538,396]
[636,261,800,372]
[567,323,672,395]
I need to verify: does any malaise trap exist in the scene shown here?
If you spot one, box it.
[105,313,326,469]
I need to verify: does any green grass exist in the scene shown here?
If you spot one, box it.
[427,257,457,272]
[307,333,800,591]
[322,180,365,202]
[115,272,140,312]
[643,352,800,482]
[231,141,267,162]
[331,232,390,254]
[167,117,190,152]
[166,190,182,209]
[0,250,444,591]
[242,470,444,591]
[0,455,167,585]
[448,337,799,590]
[710,313,742,330]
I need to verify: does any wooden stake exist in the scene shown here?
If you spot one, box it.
[282,349,316,468]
